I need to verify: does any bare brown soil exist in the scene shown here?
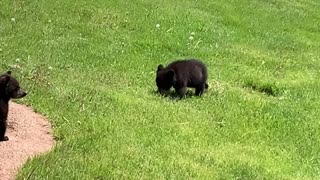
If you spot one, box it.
[0,102,54,180]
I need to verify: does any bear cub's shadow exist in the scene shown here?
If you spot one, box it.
[151,89,199,100]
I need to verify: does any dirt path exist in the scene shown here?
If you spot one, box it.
[0,102,54,180]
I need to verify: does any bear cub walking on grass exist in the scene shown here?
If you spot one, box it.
[156,59,208,98]
[0,71,27,141]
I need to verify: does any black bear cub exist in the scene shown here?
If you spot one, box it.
[156,59,208,98]
[0,71,27,141]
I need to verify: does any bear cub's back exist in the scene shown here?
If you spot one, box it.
[167,59,207,83]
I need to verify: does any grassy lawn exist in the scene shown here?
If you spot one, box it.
[1,0,320,179]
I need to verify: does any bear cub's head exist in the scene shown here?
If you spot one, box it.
[0,71,27,101]
[156,64,175,93]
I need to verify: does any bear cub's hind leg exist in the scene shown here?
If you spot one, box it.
[195,83,206,96]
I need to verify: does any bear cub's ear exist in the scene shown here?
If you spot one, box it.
[157,65,164,73]
[6,71,12,75]
[0,75,10,84]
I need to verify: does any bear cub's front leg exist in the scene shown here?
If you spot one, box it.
[0,120,8,141]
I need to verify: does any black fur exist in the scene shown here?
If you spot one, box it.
[156,59,208,98]
[0,71,27,141]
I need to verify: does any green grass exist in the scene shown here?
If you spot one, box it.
[1,0,320,179]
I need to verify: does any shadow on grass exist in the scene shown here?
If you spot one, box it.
[150,89,198,100]
[243,80,281,97]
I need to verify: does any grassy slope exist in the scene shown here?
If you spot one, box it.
[1,0,320,179]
